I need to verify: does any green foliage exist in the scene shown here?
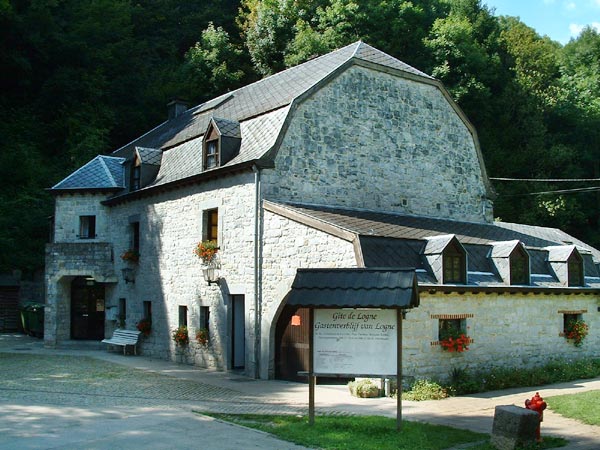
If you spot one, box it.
[205,413,490,450]
[3,0,600,275]
[447,359,600,395]
[402,379,449,401]
[547,391,600,426]
[348,379,380,398]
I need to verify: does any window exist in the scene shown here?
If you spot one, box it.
[179,305,188,327]
[130,163,141,191]
[205,140,219,169]
[567,253,584,287]
[563,313,582,333]
[200,306,210,330]
[79,215,96,239]
[143,301,152,322]
[203,208,218,243]
[131,221,140,252]
[118,298,126,328]
[438,318,466,341]
[443,242,465,284]
[510,248,529,285]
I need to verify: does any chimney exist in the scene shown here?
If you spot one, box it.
[167,99,188,120]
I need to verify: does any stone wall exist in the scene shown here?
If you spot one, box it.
[262,65,493,223]
[53,194,112,242]
[403,291,600,380]
[259,209,358,378]
[104,173,258,373]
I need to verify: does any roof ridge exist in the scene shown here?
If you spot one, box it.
[98,155,118,188]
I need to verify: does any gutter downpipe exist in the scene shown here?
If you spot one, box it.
[253,165,262,379]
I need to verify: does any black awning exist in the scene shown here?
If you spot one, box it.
[286,268,420,309]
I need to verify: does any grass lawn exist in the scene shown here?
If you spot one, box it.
[547,390,600,426]
[201,413,567,450]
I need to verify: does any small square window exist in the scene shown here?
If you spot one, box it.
[438,318,466,341]
[179,305,188,327]
[79,215,96,239]
[563,313,582,333]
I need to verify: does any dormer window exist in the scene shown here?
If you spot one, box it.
[205,139,219,170]
[510,246,529,285]
[568,252,584,287]
[202,117,241,171]
[130,164,141,191]
[443,242,466,284]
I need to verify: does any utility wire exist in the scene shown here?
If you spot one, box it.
[491,177,600,182]
[501,186,600,197]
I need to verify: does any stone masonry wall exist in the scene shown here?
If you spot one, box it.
[403,292,600,381]
[106,173,257,373]
[259,209,358,378]
[262,65,493,223]
[53,194,112,242]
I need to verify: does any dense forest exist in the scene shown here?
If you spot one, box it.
[1,0,599,274]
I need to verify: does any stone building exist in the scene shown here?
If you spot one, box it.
[46,42,600,381]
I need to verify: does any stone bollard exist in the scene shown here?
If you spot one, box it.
[491,405,540,450]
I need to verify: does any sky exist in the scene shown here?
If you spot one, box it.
[483,0,600,44]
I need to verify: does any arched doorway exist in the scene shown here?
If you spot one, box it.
[274,305,310,381]
[71,277,105,340]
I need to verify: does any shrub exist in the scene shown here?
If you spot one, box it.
[348,379,380,398]
[402,379,449,401]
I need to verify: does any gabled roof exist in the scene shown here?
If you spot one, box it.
[422,235,459,255]
[210,117,241,139]
[136,147,162,166]
[51,156,125,191]
[546,245,581,262]
[490,240,525,258]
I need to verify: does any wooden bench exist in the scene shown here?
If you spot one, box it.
[102,329,141,355]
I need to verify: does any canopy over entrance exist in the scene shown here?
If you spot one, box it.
[286,268,420,309]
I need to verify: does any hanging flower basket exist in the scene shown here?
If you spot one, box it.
[136,318,151,337]
[196,328,209,346]
[564,319,589,347]
[121,249,140,263]
[172,325,189,346]
[193,240,219,265]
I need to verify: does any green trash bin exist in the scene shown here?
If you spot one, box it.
[20,302,45,338]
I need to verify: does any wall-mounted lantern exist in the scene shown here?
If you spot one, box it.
[201,265,220,285]
[291,314,302,326]
[121,267,135,284]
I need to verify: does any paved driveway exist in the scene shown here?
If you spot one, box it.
[0,351,308,450]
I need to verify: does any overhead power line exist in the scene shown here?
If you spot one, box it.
[490,177,600,182]
[501,186,600,197]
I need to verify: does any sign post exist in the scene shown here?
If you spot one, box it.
[309,307,403,429]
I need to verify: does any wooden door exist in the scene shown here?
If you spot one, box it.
[275,305,310,381]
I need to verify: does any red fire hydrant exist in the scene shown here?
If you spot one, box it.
[525,392,547,442]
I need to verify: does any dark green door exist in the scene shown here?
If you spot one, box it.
[71,277,105,340]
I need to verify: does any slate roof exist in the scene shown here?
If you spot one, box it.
[271,201,600,261]
[286,268,420,308]
[111,41,433,158]
[212,117,241,139]
[52,41,477,196]
[136,147,162,166]
[265,201,600,288]
[51,156,125,190]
